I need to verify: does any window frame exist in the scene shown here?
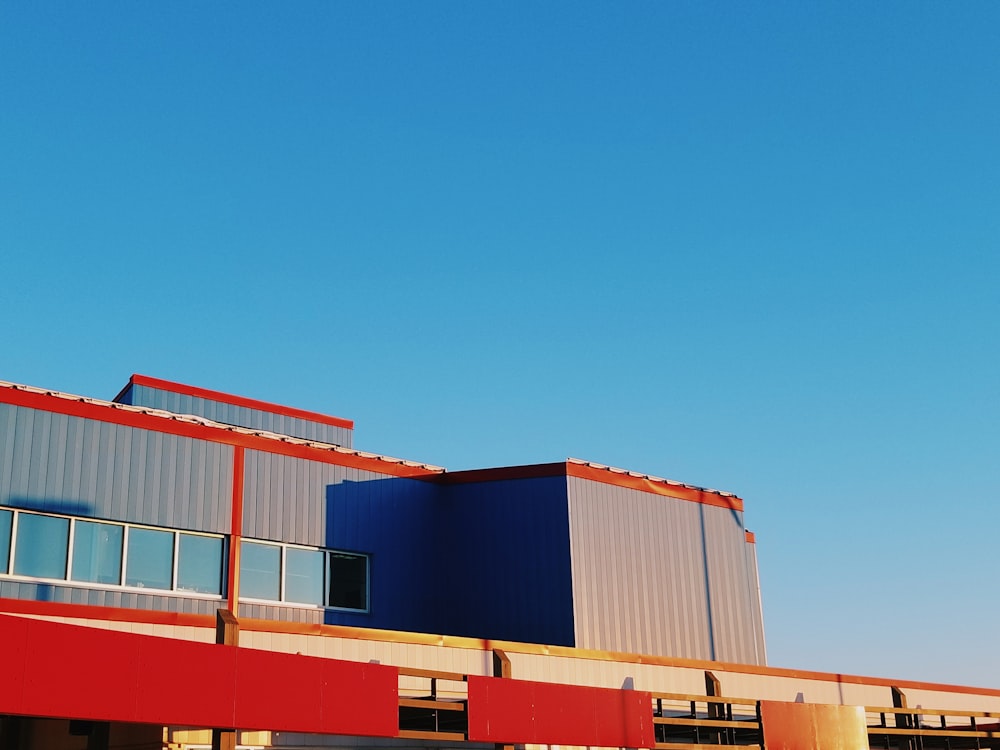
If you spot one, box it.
[238,538,370,613]
[0,507,225,600]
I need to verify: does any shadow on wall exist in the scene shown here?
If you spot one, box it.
[2,497,99,604]
[320,473,576,648]
[323,477,445,633]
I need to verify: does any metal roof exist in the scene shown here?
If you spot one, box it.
[0,380,444,472]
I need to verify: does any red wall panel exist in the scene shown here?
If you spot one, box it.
[0,613,398,737]
[468,675,655,748]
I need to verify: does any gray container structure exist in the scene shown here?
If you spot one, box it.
[115,374,354,447]
[0,375,767,665]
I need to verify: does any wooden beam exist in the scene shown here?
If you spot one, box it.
[212,609,240,750]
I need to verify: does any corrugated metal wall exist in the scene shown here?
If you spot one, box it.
[123,383,353,447]
[700,503,762,664]
[566,476,763,664]
[241,450,442,633]
[0,403,232,533]
[0,581,220,615]
[436,476,576,646]
[746,539,767,663]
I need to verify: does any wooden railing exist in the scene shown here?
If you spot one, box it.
[865,705,1000,750]
[397,666,469,742]
[651,691,762,749]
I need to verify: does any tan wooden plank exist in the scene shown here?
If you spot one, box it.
[867,727,1000,738]
[654,717,759,729]
[865,707,1000,719]
[398,730,467,742]
[398,698,466,712]
[398,667,469,682]
[652,692,758,707]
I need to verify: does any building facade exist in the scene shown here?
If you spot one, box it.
[5,375,995,750]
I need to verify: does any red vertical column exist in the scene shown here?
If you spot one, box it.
[226,447,245,612]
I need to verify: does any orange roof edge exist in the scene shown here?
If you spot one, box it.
[125,373,354,430]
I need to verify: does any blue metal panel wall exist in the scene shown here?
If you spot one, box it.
[126,384,353,447]
[240,450,442,634]
[0,403,232,533]
[436,476,575,647]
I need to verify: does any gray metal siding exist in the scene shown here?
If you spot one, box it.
[130,384,353,447]
[0,580,220,615]
[746,539,767,664]
[566,476,763,664]
[701,504,760,664]
[242,451,389,546]
[0,403,232,533]
[238,603,324,624]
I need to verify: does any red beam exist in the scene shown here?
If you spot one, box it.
[468,675,655,748]
[129,374,355,430]
[0,613,399,736]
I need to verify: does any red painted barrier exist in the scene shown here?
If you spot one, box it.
[468,675,656,748]
[0,613,399,736]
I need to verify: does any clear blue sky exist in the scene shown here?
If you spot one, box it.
[2,2,998,688]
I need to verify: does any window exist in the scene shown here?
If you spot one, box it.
[177,533,223,594]
[285,547,324,605]
[0,508,225,599]
[71,520,123,585]
[238,538,368,612]
[14,513,69,579]
[240,541,281,600]
[329,552,368,610]
[0,510,11,574]
[125,527,175,590]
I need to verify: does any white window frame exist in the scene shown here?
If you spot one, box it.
[0,507,225,601]
[238,538,369,614]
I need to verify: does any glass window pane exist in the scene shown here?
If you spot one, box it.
[125,528,174,590]
[329,553,367,610]
[71,521,123,584]
[14,513,69,579]
[240,541,280,601]
[177,534,223,595]
[285,547,323,605]
[0,510,11,574]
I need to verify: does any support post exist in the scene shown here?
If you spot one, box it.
[212,609,240,750]
[86,722,110,750]
[493,648,511,679]
[705,670,727,744]
[0,717,25,750]
[493,649,513,750]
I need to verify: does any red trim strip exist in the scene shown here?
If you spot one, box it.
[129,374,355,430]
[0,386,437,479]
[745,530,756,544]
[433,463,568,485]
[227,447,245,611]
[435,462,744,511]
[3,598,1000,698]
[567,463,745,512]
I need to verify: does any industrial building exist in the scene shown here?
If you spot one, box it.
[1,375,997,750]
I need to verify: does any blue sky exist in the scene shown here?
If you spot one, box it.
[2,2,998,687]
